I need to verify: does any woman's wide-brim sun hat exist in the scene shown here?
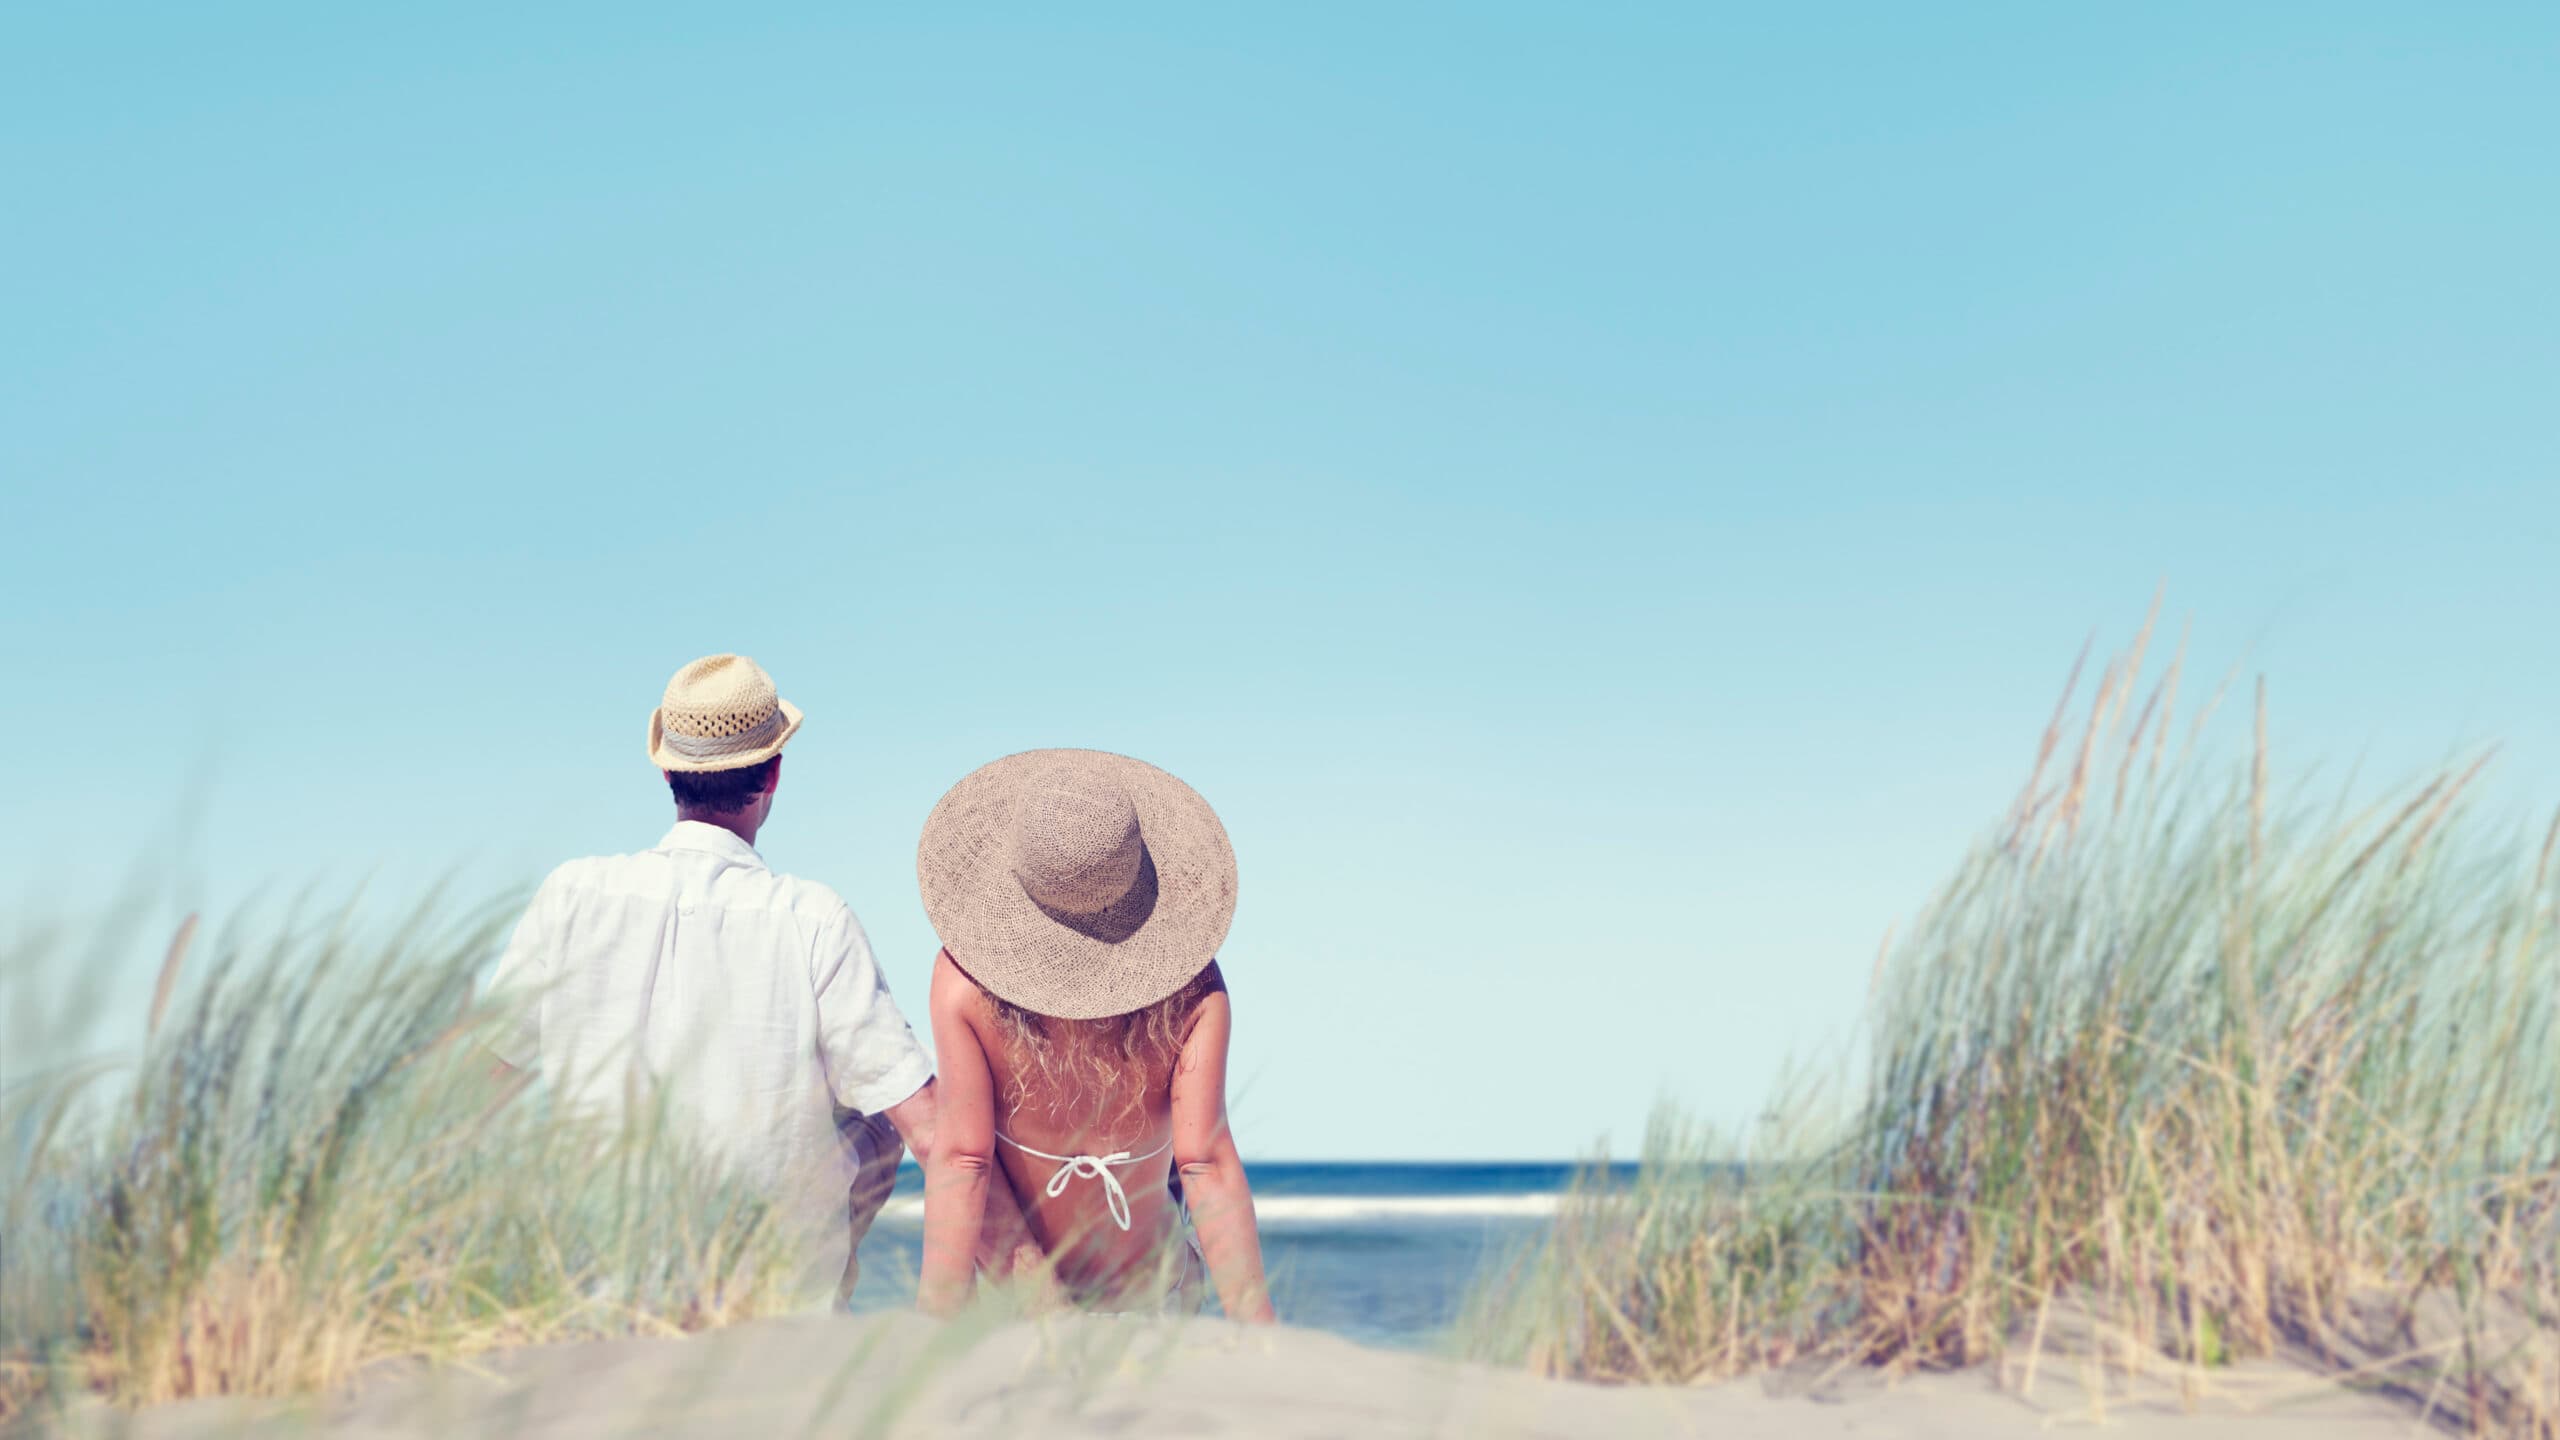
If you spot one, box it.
[919,749,1236,1021]
[647,654,804,773]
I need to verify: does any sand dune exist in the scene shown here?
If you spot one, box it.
[41,1311,2436,1440]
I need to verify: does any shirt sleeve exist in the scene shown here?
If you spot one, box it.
[812,904,933,1115]
[484,871,562,1070]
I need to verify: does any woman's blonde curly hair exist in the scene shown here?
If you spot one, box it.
[981,962,1224,1135]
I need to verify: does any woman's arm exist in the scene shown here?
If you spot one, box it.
[878,1082,1043,1282]
[918,951,1001,1315]
[1169,976,1274,1323]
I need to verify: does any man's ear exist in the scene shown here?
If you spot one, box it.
[765,755,782,798]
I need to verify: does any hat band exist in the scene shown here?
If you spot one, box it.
[659,708,784,762]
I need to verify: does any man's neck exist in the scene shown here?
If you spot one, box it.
[673,809,761,847]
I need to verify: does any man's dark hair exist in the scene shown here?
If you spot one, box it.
[667,756,779,812]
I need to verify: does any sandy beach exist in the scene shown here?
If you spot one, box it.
[35,1311,2435,1440]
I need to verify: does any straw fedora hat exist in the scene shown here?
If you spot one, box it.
[918,749,1236,1021]
[647,654,805,773]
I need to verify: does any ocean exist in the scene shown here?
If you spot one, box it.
[846,1161,1633,1348]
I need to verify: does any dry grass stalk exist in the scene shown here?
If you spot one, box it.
[145,913,195,1041]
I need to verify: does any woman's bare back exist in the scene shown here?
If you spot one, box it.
[938,953,1216,1300]
[924,950,1272,1320]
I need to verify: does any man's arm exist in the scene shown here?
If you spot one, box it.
[810,913,1038,1292]
[482,874,562,1074]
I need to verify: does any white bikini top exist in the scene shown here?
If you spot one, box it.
[994,1130,1172,1232]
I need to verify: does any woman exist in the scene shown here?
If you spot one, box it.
[915,748,1273,1322]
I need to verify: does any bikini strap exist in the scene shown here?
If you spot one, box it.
[994,1131,1173,1232]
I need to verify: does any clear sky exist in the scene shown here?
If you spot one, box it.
[5,4,2554,1158]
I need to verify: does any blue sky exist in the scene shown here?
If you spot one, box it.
[5,4,2555,1158]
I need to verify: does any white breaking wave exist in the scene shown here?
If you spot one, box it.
[874,1193,1559,1224]
[1254,1194,1560,1222]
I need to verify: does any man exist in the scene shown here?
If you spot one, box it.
[487,653,1027,1303]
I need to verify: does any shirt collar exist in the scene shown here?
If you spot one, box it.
[656,820,768,868]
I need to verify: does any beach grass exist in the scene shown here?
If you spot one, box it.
[8,612,2554,1437]
[1464,614,2559,1436]
[0,897,811,1420]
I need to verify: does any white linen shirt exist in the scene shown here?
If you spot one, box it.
[487,821,931,1294]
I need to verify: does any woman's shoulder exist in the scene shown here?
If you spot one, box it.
[929,948,995,1024]
[1176,961,1230,1042]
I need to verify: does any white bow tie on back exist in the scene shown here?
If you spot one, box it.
[994,1131,1174,1232]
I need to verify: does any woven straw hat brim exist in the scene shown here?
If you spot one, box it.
[648,698,804,773]
[918,749,1235,1022]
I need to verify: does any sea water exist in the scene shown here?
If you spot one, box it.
[846,1161,1635,1348]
